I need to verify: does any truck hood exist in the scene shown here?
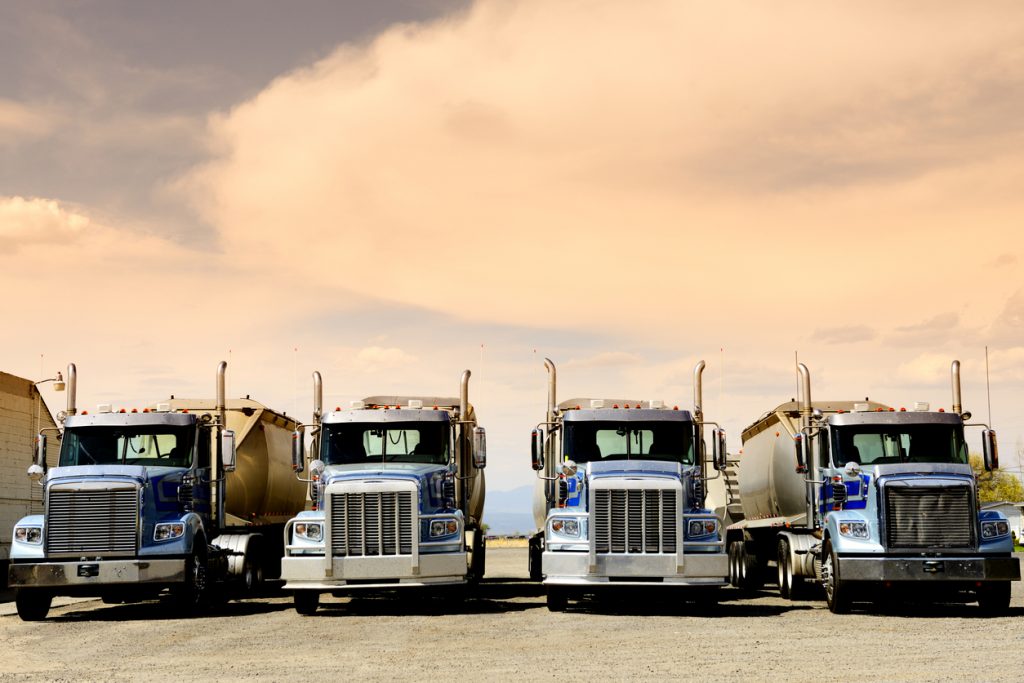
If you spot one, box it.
[586,460,683,481]
[46,464,150,484]
[869,462,974,480]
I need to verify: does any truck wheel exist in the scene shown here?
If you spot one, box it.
[777,538,792,599]
[15,590,51,621]
[294,591,320,616]
[176,544,210,613]
[822,541,850,614]
[727,541,741,587]
[468,532,486,586]
[546,587,567,612]
[241,548,264,595]
[528,535,543,582]
[977,582,1011,615]
[736,541,764,592]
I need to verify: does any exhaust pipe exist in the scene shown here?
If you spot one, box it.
[797,363,812,428]
[460,369,471,420]
[65,363,77,417]
[797,362,815,529]
[216,361,227,430]
[951,360,962,416]
[313,371,323,424]
[213,361,227,530]
[544,358,557,425]
[693,360,705,421]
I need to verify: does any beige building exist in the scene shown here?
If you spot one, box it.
[0,371,59,564]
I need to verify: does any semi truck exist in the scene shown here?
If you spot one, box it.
[281,370,487,615]
[726,360,1020,613]
[8,362,307,620]
[528,359,729,610]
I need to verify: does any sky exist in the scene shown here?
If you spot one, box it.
[2,0,1024,492]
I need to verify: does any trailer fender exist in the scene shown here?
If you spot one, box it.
[212,533,263,578]
[777,530,817,578]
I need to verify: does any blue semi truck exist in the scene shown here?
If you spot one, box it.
[726,360,1020,613]
[528,359,730,610]
[7,362,306,620]
[281,370,486,615]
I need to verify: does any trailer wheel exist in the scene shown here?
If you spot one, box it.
[822,540,850,614]
[241,543,265,595]
[294,591,319,616]
[976,581,1011,615]
[15,590,51,622]
[528,534,543,582]
[546,587,567,612]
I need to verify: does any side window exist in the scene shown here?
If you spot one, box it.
[196,428,211,469]
[817,430,831,466]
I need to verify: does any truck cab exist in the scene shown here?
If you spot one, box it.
[281,371,486,615]
[529,359,729,610]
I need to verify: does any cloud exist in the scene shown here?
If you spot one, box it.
[811,325,876,344]
[353,346,418,373]
[563,351,643,369]
[0,99,59,143]
[988,253,1017,268]
[0,196,90,248]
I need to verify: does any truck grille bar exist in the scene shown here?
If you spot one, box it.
[45,487,140,556]
[331,491,415,556]
[594,489,677,554]
[884,485,974,548]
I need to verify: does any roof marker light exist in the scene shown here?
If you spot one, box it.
[613,404,619,409]
[914,402,930,412]
[899,407,906,412]
[673,405,679,410]
[182,409,189,414]
[889,408,895,412]
[143,408,150,413]
[938,408,945,413]
[81,410,88,415]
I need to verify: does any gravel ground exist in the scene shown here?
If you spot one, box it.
[2,549,1023,682]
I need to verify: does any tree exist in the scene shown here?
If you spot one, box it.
[970,454,1024,503]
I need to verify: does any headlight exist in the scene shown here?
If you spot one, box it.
[14,526,42,545]
[294,522,324,542]
[982,521,1011,539]
[154,522,185,542]
[838,521,869,539]
[551,518,580,537]
[430,518,459,538]
[687,519,717,538]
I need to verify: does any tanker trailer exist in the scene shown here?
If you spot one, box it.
[528,358,729,611]
[725,361,1019,613]
[8,361,306,620]
[281,370,486,615]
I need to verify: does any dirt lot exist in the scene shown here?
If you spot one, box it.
[2,549,1023,682]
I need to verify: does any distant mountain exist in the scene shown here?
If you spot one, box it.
[483,485,535,535]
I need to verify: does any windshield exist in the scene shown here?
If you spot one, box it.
[563,421,694,465]
[321,422,450,466]
[59,425,195,468]
[832,424,968,466]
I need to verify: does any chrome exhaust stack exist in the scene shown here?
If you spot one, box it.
[797,362,815,529]
[951,360,963,416]
[313,371,323,425]
[460,369,471,421]
[693,360,705,422]
[66,363,78,417]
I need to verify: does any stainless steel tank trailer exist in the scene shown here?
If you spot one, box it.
[725,360,1019,613]
[8,362,306,620]
[281,370,486,615]
[528,358,730,610]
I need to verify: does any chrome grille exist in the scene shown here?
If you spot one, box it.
[45,487,139,556]
[331,491,415,556]
[884,485,974,548]
[594,488,677,554]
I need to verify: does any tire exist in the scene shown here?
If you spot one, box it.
[468,531,486,587]
[977,582,1011,615]
[528,535,543,582]
[241,547,264,595]
[15,590,51,621]
[294,591,319,616]
[777,538,792,599]
[175,542,210,613]
[546,587,568,612]
[736,541,764,592]
[822,540,851,614]
[727,541,739,587]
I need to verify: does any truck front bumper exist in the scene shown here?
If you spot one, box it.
[8,558,186,589]
[281,552,468,590]
[542,551,728,587]
[838,555,1020,582]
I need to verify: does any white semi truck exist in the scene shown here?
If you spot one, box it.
[7,362,307,620]
[281,370,486,614]
[726,361,1020,613]
[528,359,729,610]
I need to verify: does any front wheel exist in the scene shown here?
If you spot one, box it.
[294,591,320,616]
[977,582,1011,615]
[546,587,567,612]
[175,543,210,613]
[528,535,543,582]
[15,590,51,621]
[821,541,851,614]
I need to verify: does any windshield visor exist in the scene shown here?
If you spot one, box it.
[59,425,195,467]
[321,421,450,466]
[564,421,694,465]
[832,424,968,466]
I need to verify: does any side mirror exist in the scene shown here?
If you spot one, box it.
[221,430,237,473]
[712,429,728,471]
[794,433,807,473]
[309,459,325,478]
[531,429,544,471]
[27,464,45,481]
[473,427,487,469]
[292,429,305,473]
[34,433,47,469]
[983,429,999,472]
